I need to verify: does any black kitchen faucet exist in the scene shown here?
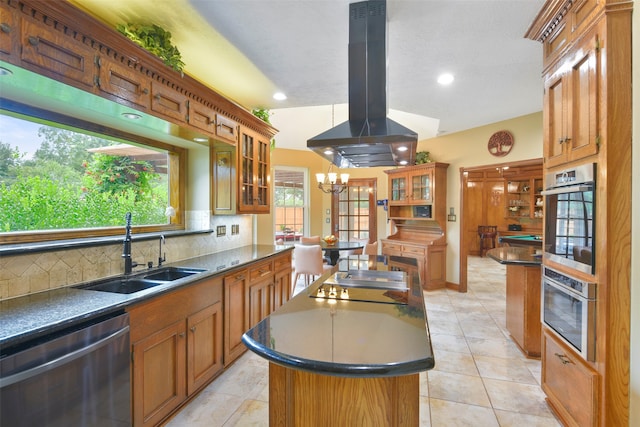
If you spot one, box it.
[122,212,138,274]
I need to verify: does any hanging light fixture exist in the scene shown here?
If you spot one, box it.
[316,164,349,194]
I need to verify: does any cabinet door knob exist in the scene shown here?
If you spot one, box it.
[1,23,12,34]
[179,332,185,338]
[190,326,196,332]
[28,36,39,46]
[142,88,149,95]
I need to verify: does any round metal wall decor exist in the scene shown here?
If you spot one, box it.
[487,130,514,157]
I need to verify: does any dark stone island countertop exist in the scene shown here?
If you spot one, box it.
[486,246,543,266]
[242,255,435,378]
[0,245,293,350]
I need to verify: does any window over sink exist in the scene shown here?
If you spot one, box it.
[0,110,185,244]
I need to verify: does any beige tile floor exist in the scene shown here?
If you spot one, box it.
[165,256,561,426]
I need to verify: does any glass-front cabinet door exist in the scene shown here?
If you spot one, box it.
[238,128,270,213]
[389,175,408,205]
[410,169,432,203]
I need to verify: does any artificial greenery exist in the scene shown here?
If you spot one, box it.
[117,23,185,73]
[252,108,276,149]
[415,151,433,164]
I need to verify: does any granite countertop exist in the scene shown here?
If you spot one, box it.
[0,245,293,350]
[486,246,542,266]
[241,255,435,377]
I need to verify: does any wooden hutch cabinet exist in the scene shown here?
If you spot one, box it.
[382,163,449,290]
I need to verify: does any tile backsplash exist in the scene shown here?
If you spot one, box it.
[0,213,253,300]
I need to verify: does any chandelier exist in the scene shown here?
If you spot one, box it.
[316,165,349,194]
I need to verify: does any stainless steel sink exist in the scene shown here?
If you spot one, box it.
[143,267,205,282]
[78,278,166,294]
[75,267,206,294]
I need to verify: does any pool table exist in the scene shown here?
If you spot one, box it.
[499,234,543,248]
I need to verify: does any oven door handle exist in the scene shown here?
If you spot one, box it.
[540,184,592,195]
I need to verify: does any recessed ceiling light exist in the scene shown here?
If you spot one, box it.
[121,112,142,120]
[273,92,287,101]
[0,67,13,76]
[437,73,454,85]
[397,146,408,152]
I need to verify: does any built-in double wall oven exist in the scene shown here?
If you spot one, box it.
[542,266,596,361]
[541,163,596,275]
[541,162,597,361]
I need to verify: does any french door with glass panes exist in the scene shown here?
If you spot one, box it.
[331,178,377,243]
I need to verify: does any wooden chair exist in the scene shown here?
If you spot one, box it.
[478,226,498,257]
[292,245,332,292]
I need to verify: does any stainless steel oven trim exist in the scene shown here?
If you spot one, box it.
[542,276,597,361]
[540,184,592,196]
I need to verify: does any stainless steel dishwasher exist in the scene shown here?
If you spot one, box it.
[1,311,131,427]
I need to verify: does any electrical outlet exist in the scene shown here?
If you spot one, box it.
[232,224,239,235]
[216,225,226,237]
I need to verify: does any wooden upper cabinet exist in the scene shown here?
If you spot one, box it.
[388,165,434,206]
[0,6,17,60]
[151,80,188,123]
[96,56,150,109]
[535,0,602,68]
[543,25,600,169]
[238,127,270,214]
[215,113,239,145]
[20,18,95,88]
[188,104,239,145]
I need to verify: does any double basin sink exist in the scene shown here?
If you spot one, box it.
[75,267,206,294]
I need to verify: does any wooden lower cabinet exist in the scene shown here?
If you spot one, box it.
[187,302,223,395]
[129,251,293,426]
[224,268,249,366]
[381,239,446,290]
[542,328,599,427]
[505,264,541,357]
[132,320,187,427]
[128,276,223,427]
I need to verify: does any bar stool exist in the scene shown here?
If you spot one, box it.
[478,225,497,257]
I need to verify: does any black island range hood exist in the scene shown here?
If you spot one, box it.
[307,0,418,168]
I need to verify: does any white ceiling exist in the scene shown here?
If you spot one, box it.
[72,0,546,149]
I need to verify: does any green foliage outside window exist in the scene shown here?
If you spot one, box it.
[0,118,168,233]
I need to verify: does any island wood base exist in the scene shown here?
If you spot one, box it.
[505,264,541,358]
[269,362,419,426]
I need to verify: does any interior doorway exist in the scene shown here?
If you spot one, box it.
[459,158,543,292]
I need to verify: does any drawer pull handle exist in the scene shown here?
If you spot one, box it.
[28,36,39,46]
[1,23,12,34]
[236,274,245,280]
[554,352,573,365]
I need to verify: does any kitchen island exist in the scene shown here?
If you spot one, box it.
[242,255,434,426]
[487,246,542,358]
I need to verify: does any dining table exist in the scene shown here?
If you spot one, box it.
[302,240,365,265]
